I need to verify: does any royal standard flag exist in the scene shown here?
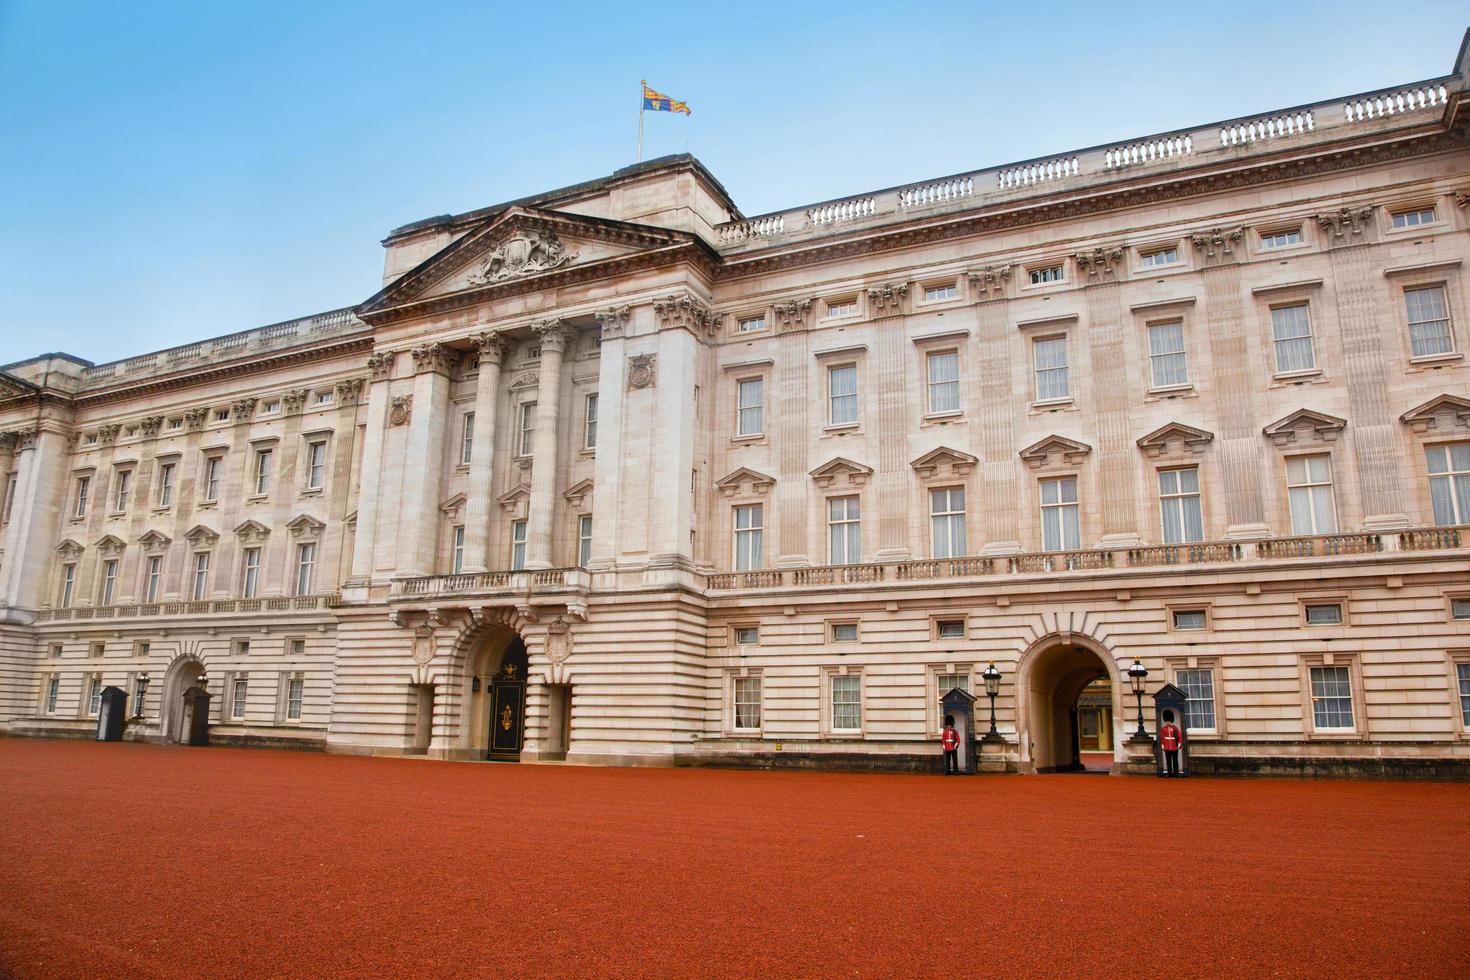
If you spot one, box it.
[642,82,691,115]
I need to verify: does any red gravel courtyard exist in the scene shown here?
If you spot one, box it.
[1,738,1466,978]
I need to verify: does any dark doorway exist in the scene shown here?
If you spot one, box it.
[487,636,528,760]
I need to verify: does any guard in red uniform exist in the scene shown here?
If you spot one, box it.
[1159,712,1183,777]
[941,716,959,775]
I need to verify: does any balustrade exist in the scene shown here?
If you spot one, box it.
[1344,84,1448,121]
[1218,110,1313,146]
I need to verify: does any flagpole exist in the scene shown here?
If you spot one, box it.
[637,79,645,163]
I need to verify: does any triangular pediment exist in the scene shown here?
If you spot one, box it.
[563,479,594,504]
[910,446,978,479]
[809,457,874,488]
[1400,393,1470,433]
[94,534,127,555]
[138,529,172,552]
[359,208,703,317]
[286,514,325,538]
[232,520,270,543]
[440,493,467,516]
[497,482,531,515]
[1019,435,1093,469]
[56,538,84,559]
[184,524,218,545]
[1136,422,1215,457]
[0,371,39,404]
[715,467,776,497]
[1263,408,1346,446]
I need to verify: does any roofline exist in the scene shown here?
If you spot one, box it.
[383,154,742,243]
[0,352,94,372]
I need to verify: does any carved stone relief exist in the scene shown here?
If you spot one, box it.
[389,394,413,427]
[468,227,576,284]
[628,353,657,390]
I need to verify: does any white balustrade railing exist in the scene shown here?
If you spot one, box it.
[1219,110,1314,146]
[1344,84,1448,121]
[806,197,876,225]
[897,176,974,208]
[1104,134,1193,169]
[718,214,786,244]
[996,155,1079,189]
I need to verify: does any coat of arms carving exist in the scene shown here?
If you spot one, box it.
[469,227,576,284]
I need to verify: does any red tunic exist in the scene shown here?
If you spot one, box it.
[1159,723,1183,751]
[941,727,959,751]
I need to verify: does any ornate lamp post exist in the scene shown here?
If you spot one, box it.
[134,672,150,717]
[981,662,1002,740]
[1128,658,1149,739]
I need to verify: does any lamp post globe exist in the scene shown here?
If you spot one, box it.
[1128,658,1149,738]
[981,662,1002,738]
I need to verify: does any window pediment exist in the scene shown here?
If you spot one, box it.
[910,446,977,480]
[563,479,594,506]
[498,483,530,514]
[809,457,873,489]
[286,514,325,539]
[1263,408,1346,447]
[1019,435,1092,469]
[1400,393,1470,434]
[440,493,467,519]
[94,534,126,556]
[138,530,172,553]
[56,539,84,559]
[1136,422,1215,458]
[184,524,218,546]
[233,520,271,544]
[715,467,776,498]
[508,371,539,391]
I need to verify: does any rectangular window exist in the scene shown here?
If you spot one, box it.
[1158,468,1204,544]
[518,402,537,456]
[452,526,465,574]
[1041,477,1081,551]
[114,470,131,511]
[734,626,759,646]
[1271,304,1316,373]
[1427,443,1470,526]
[831,675,862,731]
[584,394,598,450]
[1391,207,1436,228]
[253,449,273,495]
[214,409,230,423]
[241,547,260,598]
[828,495,861,566]
[74,476,90,518]
[1309,665,1354,729]
[60,563,76,607]
[1147,322,1188,388]
[145,556,162,603]
[1452,598,1470,620]
[157,462,176,507]
[295,542,316,595]
[733,504,763,570]
[1029,265,1064,285]
[937,671,969,698]
[261,400,280,415]
[929,487,966,558]
[1175,668,1217,730]
[46,675,60,714]
[578,515,592,567]
[87,675,102,716]
[733,675,762,729]
[826,299,857,318]
[737,316,766,333]
[315,390,333,406]
[460,412,475,465]
[192,552,210,601]
[100,559,118,605]
[828,365,858,426]
[1141,246,1179,267]
[1405,285,1454,358]
[924,284,958,302]
[1304,603,1343,626]
[926,351,960,414]
[1172,609,1207,631]
[1287,455,1337,535]
[1458,663,1470,727]
[305,441,327,490]
[203,457,222,502]
[510,520,527,570]
[287,676,304,720]
[1033,336,1070,401]
[936,620,965,639]
[231,677,248,719]
[736,378,764,436]
[831,622,859,642]
[1260,229,1302,249]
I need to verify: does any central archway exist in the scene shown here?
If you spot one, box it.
[463,628,529,761]
[161,654,206,743]
[1018,637,1123,773]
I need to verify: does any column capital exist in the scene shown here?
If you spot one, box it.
[654,292,714,336]
[594,305,632,340]
[231,397,257,425]
[531,319,572,352]
[410,342,456,376]
[183,407,209,431]
[471,331,512,364]
[281,388,309,415]
[139,415,165,438]
[967,264,1012,300]
[333,378,366,406]
[7,425,39,452]
[367,350,396,381]
[1316,205,1375,243]
[97,422,121,445]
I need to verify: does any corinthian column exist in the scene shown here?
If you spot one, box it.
[526,320,570,569]
[461,331,510,573]
[400,342,456,576]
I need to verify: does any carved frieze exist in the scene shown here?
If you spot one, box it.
[654,293,714,336]
[1189,227,1244,258]
[1317,206,1375,241]
[594,306,631,341]
[367,351,396,381]
[389,394,413,427]
[410,343,455,376]
[866,282,909,315]
[468,227,576,284]
[628,353,657,390]
[967,265,1012,298]
[1075,246,1124,278]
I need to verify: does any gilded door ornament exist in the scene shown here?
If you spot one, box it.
[500,705,514,730]
[503,661,517,678]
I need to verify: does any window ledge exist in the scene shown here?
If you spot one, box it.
[151,506,172,515]
[1146,383,1194,396]
[731,434,765,444]
[923,411,963,422]
[1271,369,1323,383]
[822,423,861,434]
[197,501,217,509]
[246,494,269,502]
[454,463,470,473]
[1408,351,1463,366]
[1031,397,1075,409]
[300,488,324,497]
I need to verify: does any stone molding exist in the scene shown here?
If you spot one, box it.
[410,343,456,376]
[282,388,308,415]
[1399,393,1470,433]
[865,282,909,316]
[1263,408,1347,447]
[715,466,776,498]
[139,415,165,437]
[471,331,512,363]
[1317,205,1376,241]
[231,397,257,424]
[809,457,874,488]
[1074,246,1124,279]
[773,297,814,333]
[1019,435,1093,469]
[367,351,396,381]
[910,446,977,479]
[531,319,572,352]
[654,293,714,336]
[594,306,632,340]
[1136,422,1215,457]
[183,407,209,431]
[1189,227,1244,259]
[967,265,1012,298]
[334,378,365,406]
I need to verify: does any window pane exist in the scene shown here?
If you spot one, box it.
[831,675,861,730]
[1176,668,1216,730]
[1271,305,1315,372]
[1310,666,1354,728]
[829,365,858,425]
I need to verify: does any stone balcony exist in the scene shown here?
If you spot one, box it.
[703,527,1466,594]
[33,593,342,623]
[390,567,591,604]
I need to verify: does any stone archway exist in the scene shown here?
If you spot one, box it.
[432,622,528,760]
[161,654,206,743]
[1016,636,1124,774]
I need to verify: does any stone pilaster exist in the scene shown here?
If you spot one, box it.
[461,332,510,573]
[1076,248,1140,546]
[1,426,67,617]
[346,352,395,589]
[325,379,364,592]
[398,343,456,576]
[970,266,1021,554]
[526,321,570,569]
[589,307,630,569]
[774,312,811,567]
[873,298,910,560]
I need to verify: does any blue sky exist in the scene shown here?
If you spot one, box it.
[2,1,1467,365]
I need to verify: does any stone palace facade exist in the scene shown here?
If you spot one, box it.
[3,36,1470,775]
